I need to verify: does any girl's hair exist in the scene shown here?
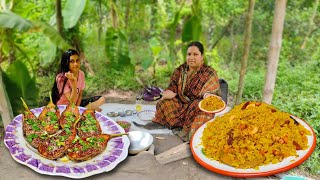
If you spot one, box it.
[187,41,204,55]
[51,49,79,104]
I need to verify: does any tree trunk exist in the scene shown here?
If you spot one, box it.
[230,19,237,64]
[63,16,95,76]
[300,0,319,49]
[235,0,255,104]
[125,0,130,29]
[56,0,64,36]
[98,0,102,42]
[111,3,118,28]
[262,0,287,104]
[6,29,16,64]
[0,67,14,128]
[80,52,95,76]
[0,30,3,63]
[168,0,186,71]
[71,35,95,76]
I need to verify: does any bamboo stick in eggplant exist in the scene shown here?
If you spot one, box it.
[20,97,48,148]
[38,92,60,134]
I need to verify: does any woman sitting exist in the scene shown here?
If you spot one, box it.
[153,41,221,141]
[51,49,106,111]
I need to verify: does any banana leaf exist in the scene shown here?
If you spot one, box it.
[149,37,163,58]
[0,67,14,127]
[32,21,70,50]
[2,60,39,116]
[105,27,133,72]
[49,0,87,29]
[0,10,32,31]
[181,15,202,56]
[38,37,57,68]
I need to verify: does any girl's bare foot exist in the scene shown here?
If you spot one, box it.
[96,108,102,112]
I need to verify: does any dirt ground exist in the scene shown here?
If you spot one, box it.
[102,89,159,105]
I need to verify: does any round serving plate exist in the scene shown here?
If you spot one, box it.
[137,110,156,121]
[198,94,226,114]
[190,115,316,178]
[4,105,130,179]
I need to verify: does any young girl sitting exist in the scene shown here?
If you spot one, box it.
[51,49,105,111]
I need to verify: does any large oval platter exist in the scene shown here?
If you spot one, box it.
[190,115,316,178]
[4,105,130,179]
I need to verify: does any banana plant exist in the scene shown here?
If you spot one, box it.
[0,0,86,68]
[105,27,133,72]
[0,67,13,128]
[147,37,163,78]
[0,11,71,66]
[0,10,32,31]
[168,0,186,70]
[181,0,202,56]
[181,15,202,55]
[1,60,38,116]
[49,0,86,29]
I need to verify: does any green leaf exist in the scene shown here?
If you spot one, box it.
[63,0,87,29]
[181,15,202,55]
[182,16,202,42]
[0,10,33,31]
[141,56,153,70]
[105,27,133,70]
[31,21,70,50]
[49,0,87,29]
[148,37,163,57]
[39,38,57,68]
[2,61,38,115]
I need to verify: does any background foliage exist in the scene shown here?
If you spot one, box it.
[0,0,319,175]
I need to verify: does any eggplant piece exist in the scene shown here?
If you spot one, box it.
[151,86,162,94]
[20,98,48,148]
[142,92,161,101]
[38,93,60,134]
[61,102,80,117]
[144,86,163,96]
[142,86,163,101]
[59,102,80,129]
[76,109,102,139]
[66,133,127,161]
[38,128,77,160]
[143,87,153,94]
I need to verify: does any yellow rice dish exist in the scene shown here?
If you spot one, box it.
[200,95,225,111]
[201,102,311,169]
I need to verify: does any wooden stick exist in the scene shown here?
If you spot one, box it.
[20,97,29,111]
[155,142,191,165]
[49,92,53,103]
[110,133,128,138]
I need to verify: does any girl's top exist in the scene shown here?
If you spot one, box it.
[56,70,86,105]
